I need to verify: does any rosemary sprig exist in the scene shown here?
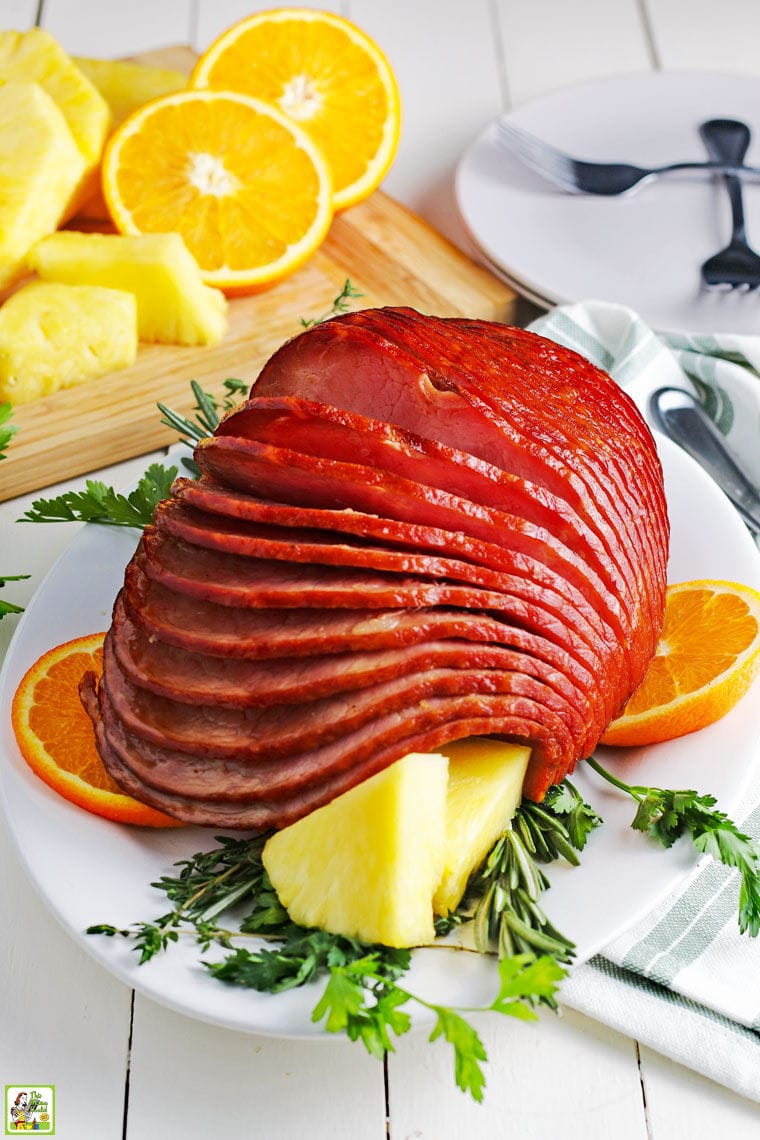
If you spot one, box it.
[451,780,602,965]
[157,377,249,476]
[87,795,578,1102]
[587,755,760,936]
[300,278,365,329]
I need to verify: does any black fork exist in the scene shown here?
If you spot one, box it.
[699,118,760,290]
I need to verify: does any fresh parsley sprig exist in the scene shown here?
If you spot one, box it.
[87,808,574,1103]
[0,573,29,619]
[300,278,365,329]
[0,401,17,460]
[587,756,760,936]
[19,463,177,530]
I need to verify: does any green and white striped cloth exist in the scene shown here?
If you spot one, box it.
[530,301,760,1101]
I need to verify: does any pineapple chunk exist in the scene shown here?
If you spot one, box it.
[0,281,137,404]
[72,56,187,222]
[28,231,228,346]
[0,81,85,291]
[73,56,187,127]
[0,29,111,212]
[263,754,450,948]
[434,739,531,916]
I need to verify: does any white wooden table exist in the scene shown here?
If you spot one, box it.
[3,1,760,1137]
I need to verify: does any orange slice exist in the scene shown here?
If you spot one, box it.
[101,89,333,294]
[601,580,760,747]
[191,8,401,211]
[11,633,183,826]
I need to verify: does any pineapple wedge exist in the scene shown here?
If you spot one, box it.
[0,29,111,212]
[434,739,531,916]
[0,81,85,291]
[0,281,137,404]
[263,753,450,948]
[72,56,187,221]
[28,231,228,346]
[74,56,187,127]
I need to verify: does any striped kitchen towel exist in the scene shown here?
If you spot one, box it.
[530,300,760,1101]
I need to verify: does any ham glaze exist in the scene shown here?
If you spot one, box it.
[85,307,669,824]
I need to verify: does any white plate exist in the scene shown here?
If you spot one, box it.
[456,72,760,334]
[2,438,760,1036]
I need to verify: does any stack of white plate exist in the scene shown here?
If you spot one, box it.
[455,72,760,335]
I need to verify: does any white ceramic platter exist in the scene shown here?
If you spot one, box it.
[2,437,760,1036]
[456,72,760,334]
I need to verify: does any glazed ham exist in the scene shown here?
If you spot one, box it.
[83,307,669,826]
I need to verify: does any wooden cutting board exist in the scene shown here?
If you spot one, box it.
[0,47,516,504]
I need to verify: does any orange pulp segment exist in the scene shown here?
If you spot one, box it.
[190,8,401,210]
[101,89,333,294]
[601,579,760,747]
[11,633,183,826]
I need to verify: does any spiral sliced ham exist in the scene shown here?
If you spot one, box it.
[84,307,669,825]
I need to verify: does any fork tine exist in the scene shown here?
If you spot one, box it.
[496,121,582,191]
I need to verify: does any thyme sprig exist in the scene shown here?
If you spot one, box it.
[300,278,365,329]
[87,789,583,1102]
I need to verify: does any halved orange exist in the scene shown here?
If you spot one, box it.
[11,633,183,826]
[101,88,333,294]
[601,580,760,747]
[191,8,401,211]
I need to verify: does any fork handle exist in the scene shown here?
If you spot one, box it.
[699,119,752,243]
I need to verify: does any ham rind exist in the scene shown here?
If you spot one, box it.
[173,476,632,646]
[85,669,574,825]
[252,315,654,616]
[192,437,638,686]
[366,309,668,633]
[138,529,618,711]
[86,307,669,825]
[96,663,570,800]
[111,592,591,732]
[102,637,580,765]
[119,558,605,714]
[213,396,634,607]
[152,497,621,662]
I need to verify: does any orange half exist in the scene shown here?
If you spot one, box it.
[101,88,334,293]
[191,8,401,210]
[11,633,183,826]
[602,579,760,746]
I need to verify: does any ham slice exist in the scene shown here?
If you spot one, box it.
[86,307,669,827]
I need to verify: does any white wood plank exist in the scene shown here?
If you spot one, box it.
[0,1,38,29]
[194,0,345,52]
[494,0,653,107]
[125,995,387,1139]
[388,1007,648,1139]
[646,0,760,73]
[639,1045,760,1138]
[0,824,133,1138]
[348,0,504,250]
[39,0,193,56]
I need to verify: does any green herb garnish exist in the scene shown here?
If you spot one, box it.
[0,573,29,618]
[300,278,365,329]
[587,755,760,936]
[87,786,591,1102]
[451,780,600,965]
[19,462,177,529]
[0,401,17,460]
